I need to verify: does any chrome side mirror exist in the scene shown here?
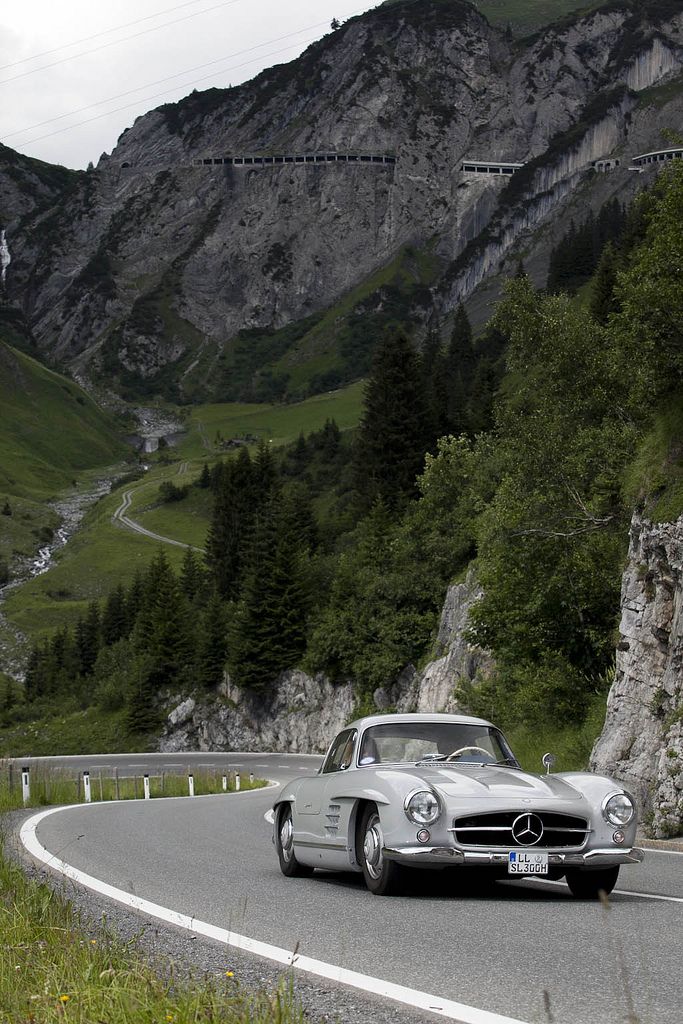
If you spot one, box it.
[542,752,557,775]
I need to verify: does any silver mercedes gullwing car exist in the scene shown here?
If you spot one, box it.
[272,713,643,897]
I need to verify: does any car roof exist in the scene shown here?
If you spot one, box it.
[345,712,496,732]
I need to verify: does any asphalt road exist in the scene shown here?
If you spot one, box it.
[16,752,683,1024]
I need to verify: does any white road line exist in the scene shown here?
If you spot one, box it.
[614,888,683,904]
[21,805,530,1024]
[531,878,683,904]
[264,809,275,824]
[642,847,683,857]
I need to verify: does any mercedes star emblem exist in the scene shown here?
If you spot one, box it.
[511,812,544,846]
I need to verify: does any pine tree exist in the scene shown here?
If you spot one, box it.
[228,498,311,692]
[126,571,145,632]
[197,591,228,689]
[134,550,193,689]
[590,241,621,324]
[24,644,46,702]
[180,546,205,604]
[354,328,432,509]
[125,655,158,734]
[254,439,279,500]
[76,602,101,677]
[228,506,282,692]
[205,446,262,599]
[102,584,128,646]
[198,462,211,489]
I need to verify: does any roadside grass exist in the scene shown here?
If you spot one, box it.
[0,837,302,1024]
[506,695,608,773]
[0,762,265,811]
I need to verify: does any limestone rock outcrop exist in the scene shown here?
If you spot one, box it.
[591,514,683,837]
[159,572,491,754]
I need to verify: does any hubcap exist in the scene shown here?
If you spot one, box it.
[279,813,294,862]
[363,813,383,880]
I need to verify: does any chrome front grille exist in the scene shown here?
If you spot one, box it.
[450,811,589,848]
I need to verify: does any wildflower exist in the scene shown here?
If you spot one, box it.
[166,1016,174,1022]
[90,940,97,945]
[59,994,70,1003]
[225,971,235,978]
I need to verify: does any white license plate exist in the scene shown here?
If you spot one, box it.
[508,851,549,874]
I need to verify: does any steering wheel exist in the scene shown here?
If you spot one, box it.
[446,745,492,762]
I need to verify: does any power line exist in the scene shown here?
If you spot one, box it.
[0,0,232,71]
[0,0,246,85]
[16,34,324,148]
[3,19,337,141]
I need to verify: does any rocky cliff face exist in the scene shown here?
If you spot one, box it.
[591,514,683,838]
[2,1,682,399]
[159,572,491,753]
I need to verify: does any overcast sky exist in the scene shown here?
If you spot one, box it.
[0,0,377,170]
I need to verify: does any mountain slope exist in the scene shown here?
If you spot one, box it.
[0,341,127,499]
[1,0,682,401]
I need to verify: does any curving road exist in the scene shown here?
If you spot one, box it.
[112,486,203,552]
[16,752,683,1024]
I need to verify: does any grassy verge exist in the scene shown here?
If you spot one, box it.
[0,762,266,811]
[0,836,302,1023]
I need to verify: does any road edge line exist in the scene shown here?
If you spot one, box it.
[19,806,531,1024]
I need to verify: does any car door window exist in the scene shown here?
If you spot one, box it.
[322,729,357,773]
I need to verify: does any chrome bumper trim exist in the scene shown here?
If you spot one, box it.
[383,846,645,867]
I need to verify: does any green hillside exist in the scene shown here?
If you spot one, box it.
[382,0,612,34]
[0,341,127,500]
[473,0,609,33]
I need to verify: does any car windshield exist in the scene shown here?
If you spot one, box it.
[357,722,518,767]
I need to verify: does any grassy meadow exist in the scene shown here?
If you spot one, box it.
[177,380,365,459]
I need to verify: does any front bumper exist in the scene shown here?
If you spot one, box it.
[383,846,645,868]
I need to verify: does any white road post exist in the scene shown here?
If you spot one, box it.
[83,771,91,803]
[235,772,241,791]
[249,771,254,786]
[143,774,150,800]
[222,774,228,791]
[188,773,195,797]
[21,767,30,806]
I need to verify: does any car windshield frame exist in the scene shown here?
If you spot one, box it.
[356,721,519,769]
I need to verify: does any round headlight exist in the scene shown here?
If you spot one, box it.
[603,793,635,826]
[405,790,440,826]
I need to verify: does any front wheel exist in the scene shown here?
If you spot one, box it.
[565,865,619,899]
[275,804,313,878]
[358,804,405,896]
